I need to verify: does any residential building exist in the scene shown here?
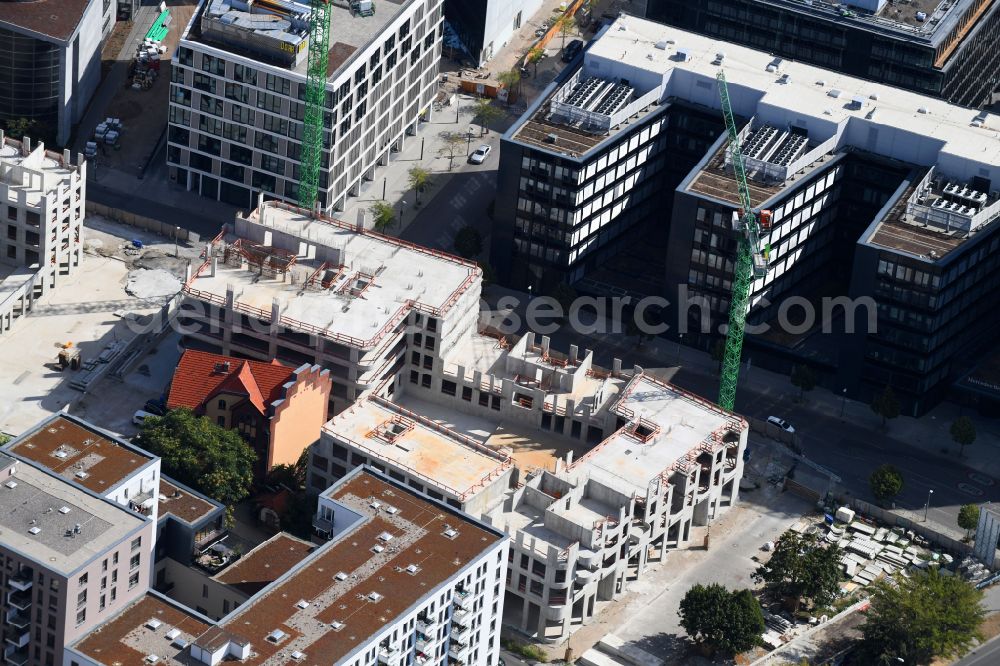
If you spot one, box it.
[444,0,544,65]
[494,14,1000,415]
[0,134,85,336]
[0,450,153,666]
[0,0,116,145]
[646,0,1000,108]
[178,200,481,414]
[66,467,509,666]
[166,349,332,479]
[167,0,444,213]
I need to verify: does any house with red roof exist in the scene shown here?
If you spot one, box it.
[167,350,332,480]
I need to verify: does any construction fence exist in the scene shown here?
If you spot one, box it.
[86,201,200,245]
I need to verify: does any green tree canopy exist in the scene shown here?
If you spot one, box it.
[453,225,483,259]
[471,98,503,135]
[790,364,816,400]
[438,131,466,170]
[857,568,984,665]
[869,464,904,503]
[135,408,255,510]
[679,584,764,656]
[527,46,545,77]
[958,503,980,538]
[407,166,431,204]
[950,416,977,457]
[752,530,842,611]
[369,201,396,233]
[265,449,308,491]
[870,385,900,428]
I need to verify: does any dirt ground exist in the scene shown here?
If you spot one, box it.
[96,2,198,173]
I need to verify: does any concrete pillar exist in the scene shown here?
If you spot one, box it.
[612,358,622,376]
[569,344,578,363]
[209,258,217,278]
[540,335,551,357]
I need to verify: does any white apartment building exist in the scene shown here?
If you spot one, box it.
[67,467,509,666]
[168,0,443,213]
[0,134,85,336]
[179,200,481,413]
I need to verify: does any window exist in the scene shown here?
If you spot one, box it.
[131,537,142,551]
[217,416,226,427]
[77,590,86,608]
[128,572,139,590]
[99,595,106,611]
[130,553,141,571]
[218,399,227,409]
[76,609,86,626]
[78,573,88,586]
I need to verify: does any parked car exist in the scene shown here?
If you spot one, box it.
[469,144,492,164]
[766,415,795,434]
[132,410,157,426]
[144,399,167,416]
[562,39,584,62]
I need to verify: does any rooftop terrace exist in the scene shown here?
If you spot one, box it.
[208,470,504,666]
[6,414,155,494]
[185,202,479,350]
[324,397,512,501]
[185,0,411,79]
[0,454,145,575]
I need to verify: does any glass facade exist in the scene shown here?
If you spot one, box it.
[0,27,61,129]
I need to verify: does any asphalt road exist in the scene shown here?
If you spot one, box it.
[955,636,1000,666]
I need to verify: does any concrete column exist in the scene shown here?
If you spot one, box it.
[540,335,551,357]
[569,344,578,363]
[612,358,622,376]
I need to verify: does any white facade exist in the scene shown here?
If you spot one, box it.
[168,0,444,214]
[0,134,85,337]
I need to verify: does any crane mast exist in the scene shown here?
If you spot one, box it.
[715,70,771,412]
[298,0,332,211]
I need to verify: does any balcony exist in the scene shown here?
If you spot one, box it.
[3,629,28,649]
[415,618,436,635]
[450,626,469,645]
[448,644,470,662]
[3,647,27,666]
[451,608,470,627]
[377,646,401,666]
[452,592,472,611]
[6,593,30,612]
[5,612,28,630]
[6,576,31,593]
[415,634,432,652]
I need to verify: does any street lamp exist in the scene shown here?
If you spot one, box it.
[840,388,847,417]
[399,199,407,226]
[467,127,474,155]
[675,333,684,366]
[174,226,181,257]
[924,489,934,521]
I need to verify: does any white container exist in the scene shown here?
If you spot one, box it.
[835,506,856,523]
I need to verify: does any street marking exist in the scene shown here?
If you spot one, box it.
[968,472,995,487]
[958,483,984,497]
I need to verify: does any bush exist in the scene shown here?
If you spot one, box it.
[500,639,548,663]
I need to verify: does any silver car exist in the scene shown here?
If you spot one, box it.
[469,144,491,164]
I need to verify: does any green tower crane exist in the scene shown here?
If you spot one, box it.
[715,70,772,412]
[298,1,333,211]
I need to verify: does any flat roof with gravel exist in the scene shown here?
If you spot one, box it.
[0,453,146,575]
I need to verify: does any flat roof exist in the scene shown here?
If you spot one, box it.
[6,414,155,494]
[324,397,511,500]
[508,14,1000,182]
[184,0,413,79]
[0,0,90,42]
[0,455,145,575]
[185,202,479,350]
[212,470,505,666]
[158,478,223,526]
[0,137,79,205]
[70,593,214,666]
[213,532,314,597]
[570,374,743,495]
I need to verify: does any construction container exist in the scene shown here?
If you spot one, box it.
[759,209,773,230]
[104,131,120,145]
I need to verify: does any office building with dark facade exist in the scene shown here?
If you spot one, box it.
[493,15,1000,416]
[646,0,1000,108]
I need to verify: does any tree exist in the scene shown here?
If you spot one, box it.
[1,118,35,141]
[790,364,816,401]
[950,416,976,457]
[752,531,842,612]
[497,68,521,102]
[265,449,308,491]
[453,225,483,259]
[281,492,318,539]
[478,261,495,287]
[870,385,900,428]
[438,131,466,170]
[471,97,503,136]
[869,464,904,504]
[135,408,255,515]
[958,503,980,539]
[857,568,984,665]
[0,433,11,446]
[527,46,545,78]
[407,166,431,205]
[555,13,573,50]
[679,584,764,656]
[369,200,396,233]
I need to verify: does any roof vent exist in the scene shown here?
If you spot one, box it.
[54,450,68,459]
[4,481,17,489]
[295,600,310,609]
[545,133,558,144]
[144,657,160,665]
[75,471,89,480]
[291,652,305,661]
[369,500,382,510]
[377,531,394,543]
[918,107,929,114]
[367,592,384,603]
[335,572,348,581]
[443,528,459,540]
[406,564,420,575]
[28,527,41,535]
[165,629,180,640]
[371,544,385,554]
[384,505,398,515]
[654,39,668,50]
[59,506,71,514]
[214,362,231,374]
[827,89,842,98]
[146,619,163,630]
[331,621,345,632]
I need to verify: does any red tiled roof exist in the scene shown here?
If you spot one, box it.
[167,350,296,413]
